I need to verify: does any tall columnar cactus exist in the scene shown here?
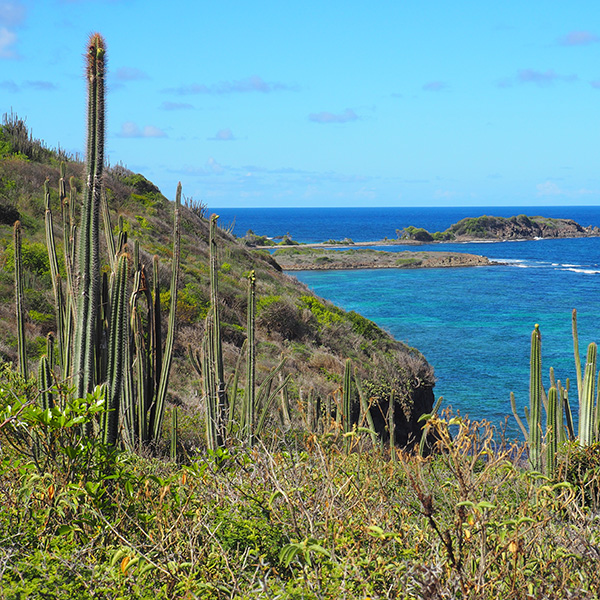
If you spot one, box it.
[102,253,129,446]
[244,270,256,443]
[529,324,543,472]
[13,220,27,380]
[546,385,559,477]
[578,342,597,446]
[209,215,228,444]
[73,33,106,401]
[342,359,352,451]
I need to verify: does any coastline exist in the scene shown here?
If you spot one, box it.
[272,248,498,271]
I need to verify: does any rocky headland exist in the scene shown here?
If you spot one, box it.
[397,214,600,243]
[273,247,494,271]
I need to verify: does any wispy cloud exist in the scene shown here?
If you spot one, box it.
[208,128,236,141]
[173,157,225,176]
[518,69,577,85]
[0,2,26,27]
[24,80,57,91]
[160,101,193,110]
[422,80,448,92]
[558,30,599,46]
[0,79,56,91]
[500,69,578,87]
[118,122,167,138]
[309,108,358,124]
[164,75,296,95]
[536,180,596,197]
[115,67,149,81]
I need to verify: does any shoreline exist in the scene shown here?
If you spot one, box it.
[273,234,597,250]
[272,248,499,271]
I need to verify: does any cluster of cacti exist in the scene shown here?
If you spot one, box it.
[189,217,289,451]
[13,34,182,453]
[512,310,600,476]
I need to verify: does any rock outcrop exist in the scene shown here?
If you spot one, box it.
[398,214,600,243]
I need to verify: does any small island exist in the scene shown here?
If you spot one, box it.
[273,247,495,271]
[397,214,600,242]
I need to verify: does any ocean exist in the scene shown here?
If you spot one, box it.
[211,206,600,435]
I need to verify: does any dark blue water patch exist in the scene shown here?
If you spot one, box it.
[210,206,600,244]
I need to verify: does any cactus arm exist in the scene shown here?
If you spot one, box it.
[38,354,54,412]
[44,179,67,374]
[510,392,529,441]
[227,340,245,438]
[149,183,181,442]
[355,376,379,447]
[546,386,558,477]
[419,395,443,456]
[14,221,28,380]
[389,389,396,462]
[528,324,542,472]
[578,342,597,445]
[256,373,292,437]
[103,253,129,446]
[101,189,117,272]
[244,270,256,443]
[572,309,583,401]
[343,359,352,451]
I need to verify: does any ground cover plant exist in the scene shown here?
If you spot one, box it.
[1,33,600,599]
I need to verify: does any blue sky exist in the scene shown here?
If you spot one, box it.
[1,0,600,207]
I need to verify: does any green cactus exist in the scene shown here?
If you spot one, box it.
[529,324,543,472]
[578,342,597,446]
[546,386,558,477]
[13,220,27,380]
[73,33,106,402]
[343,359,352,451]
[103,253,129,446]
[244,270,256,443]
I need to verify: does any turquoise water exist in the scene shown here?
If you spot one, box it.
[213,206,600,433]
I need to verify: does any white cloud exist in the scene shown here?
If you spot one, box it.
[536,181,563,196]
[118,121,167,138]
[208,128,235,141]
[0,26,17,58]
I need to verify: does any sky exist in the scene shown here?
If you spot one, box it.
[1,0,600,208]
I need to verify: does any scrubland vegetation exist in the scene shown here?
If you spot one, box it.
[1,34,599,599]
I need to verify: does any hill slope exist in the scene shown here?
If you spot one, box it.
[0,119,435,448]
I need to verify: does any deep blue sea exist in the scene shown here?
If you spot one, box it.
[212,206,600,435]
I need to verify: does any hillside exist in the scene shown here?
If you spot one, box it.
[397,214,600,242]
[0,116,435,449]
